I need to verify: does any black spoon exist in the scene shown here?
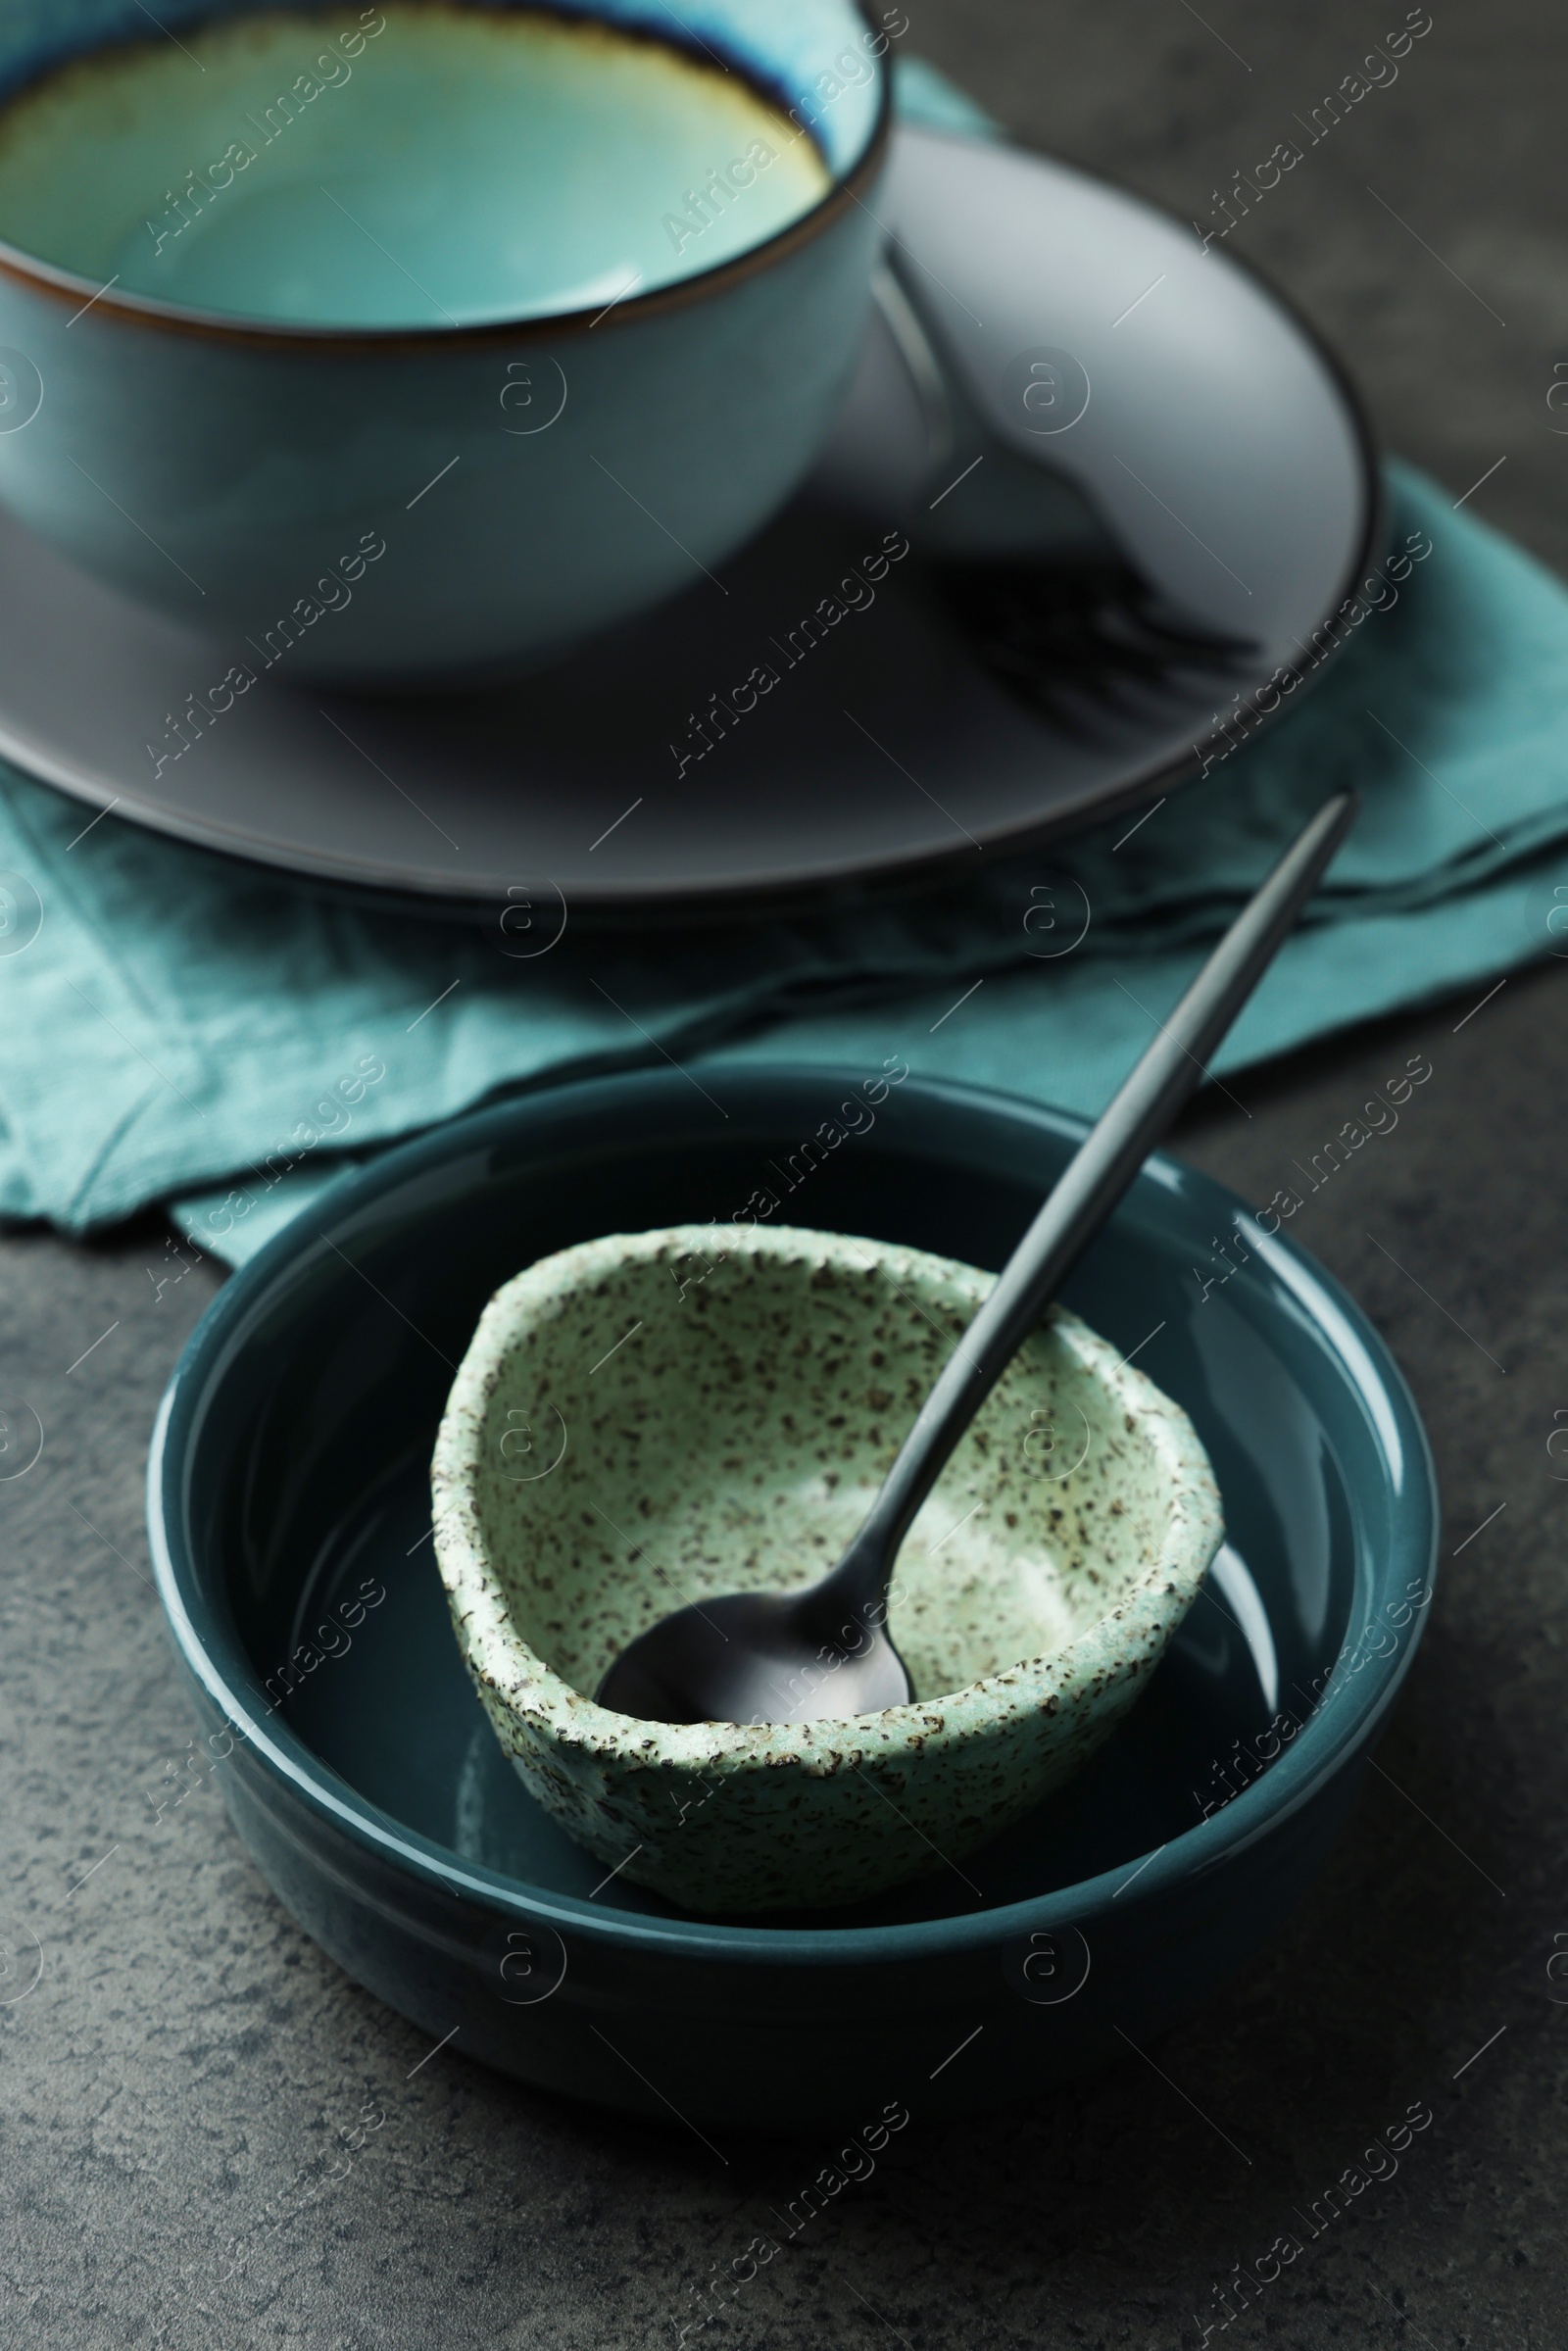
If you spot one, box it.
[598,792,1357,1728]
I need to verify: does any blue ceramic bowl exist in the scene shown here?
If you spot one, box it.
[0,0,889,684]
[147,1067,1438,2133]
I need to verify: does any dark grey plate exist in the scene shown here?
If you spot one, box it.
[0,129,1376,920]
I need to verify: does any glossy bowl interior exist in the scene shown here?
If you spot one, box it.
[148,1067,1438,2131]
[0,0,887,312]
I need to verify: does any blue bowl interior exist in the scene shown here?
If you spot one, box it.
[0,0,886,177]
[164,1068,1425,1935]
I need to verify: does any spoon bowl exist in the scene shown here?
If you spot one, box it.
[594,1586,910,1727]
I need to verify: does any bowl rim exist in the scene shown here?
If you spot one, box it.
[430,1220,1226,1776]
[147,1065,1440,1967]
[0,0,894,352]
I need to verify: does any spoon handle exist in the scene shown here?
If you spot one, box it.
[827,790,1358,1610]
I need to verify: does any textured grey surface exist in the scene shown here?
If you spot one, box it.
[2,3,1564,2345]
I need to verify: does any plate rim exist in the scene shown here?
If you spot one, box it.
[147,1065,1440,1965]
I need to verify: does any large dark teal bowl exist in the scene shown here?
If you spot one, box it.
[147,1067,1438,2133]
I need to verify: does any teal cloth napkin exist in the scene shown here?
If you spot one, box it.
[0,66,1563,1268]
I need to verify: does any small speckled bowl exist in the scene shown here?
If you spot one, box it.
[432,1224,1224,1913]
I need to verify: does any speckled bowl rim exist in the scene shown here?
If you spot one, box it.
[430,1223,1224,1772]
[146,1067,1440,1967]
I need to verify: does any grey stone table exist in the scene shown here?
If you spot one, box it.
[4,2,1564,2344]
